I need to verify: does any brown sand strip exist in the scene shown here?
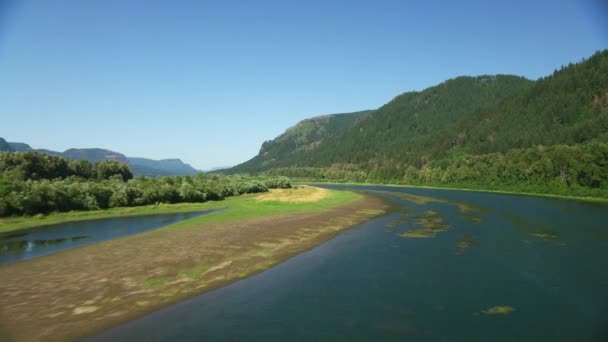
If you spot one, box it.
[0,195,386,342]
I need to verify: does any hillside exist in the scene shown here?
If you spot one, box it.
[128,157,199,177]
[0,141,199,177]
[227,50,608,197]
[231,110,371,173]
[0,138,13,152]
[229,75,531,173]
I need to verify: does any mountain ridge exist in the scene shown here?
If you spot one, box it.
[0,141,199,177]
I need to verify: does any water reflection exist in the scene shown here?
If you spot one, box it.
[0,210,218,264]
[1,235,90,254]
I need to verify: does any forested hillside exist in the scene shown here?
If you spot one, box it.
[228,50,608,197]
[232,111,371,173]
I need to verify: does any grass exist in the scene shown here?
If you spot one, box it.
[144,276,174,289]
[0,186,362,234]
[255,186,329,203]
[0,186,361,234]
[168,186,362,229]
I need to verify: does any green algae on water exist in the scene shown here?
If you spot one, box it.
[455,234,477,254]
[480,305,515,315]
[400,210,450,238]
[530,230,559,240]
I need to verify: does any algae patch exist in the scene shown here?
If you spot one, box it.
[400,210,450,238]
[372,190,482,214]
[385,218,409,228]
[480,305,515,315]
[456,234,477,254]
[530,230,559,240]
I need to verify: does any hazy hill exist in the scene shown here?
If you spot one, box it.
[0,140,199,177]
[127,157,199,177]
[0,138,13,152]
[6,142,32,152]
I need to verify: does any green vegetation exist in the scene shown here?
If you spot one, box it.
[168,186,362,228]
[456,234,477,254]
[0,151,291,218]
[400,210,450,238]
[531,230,559,240]
[480,306,515,315]
[225,50,608,199]
[0,186,359,234]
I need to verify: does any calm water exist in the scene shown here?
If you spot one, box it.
[0,210,217,264]
[88,185,608,341]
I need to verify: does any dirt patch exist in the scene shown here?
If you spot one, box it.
[255,186,329,203]
[0,194,386,342]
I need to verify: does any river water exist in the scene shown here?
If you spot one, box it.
[85,185,608,341]
[0,210,217,264]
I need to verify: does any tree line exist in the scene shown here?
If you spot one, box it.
[0,152,291,216]
[261,142,608,198]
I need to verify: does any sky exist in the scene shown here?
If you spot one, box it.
[0,0,607,170]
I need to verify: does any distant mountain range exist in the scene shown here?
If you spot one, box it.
[0,138,200,177]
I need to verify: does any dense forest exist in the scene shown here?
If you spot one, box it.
[0,152,291,216]
[226,50,608,198]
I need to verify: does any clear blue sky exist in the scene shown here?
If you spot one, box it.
[1,0,606,169]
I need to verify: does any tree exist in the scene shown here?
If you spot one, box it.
[95,160,133,181]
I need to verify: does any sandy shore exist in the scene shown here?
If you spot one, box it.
[0,192,385,342]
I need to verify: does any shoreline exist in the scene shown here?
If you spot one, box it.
[0,188,388,342]
[305,181,608,204]
[0,202,225,236]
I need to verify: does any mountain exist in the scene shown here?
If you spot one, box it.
[127,157,199,177]
[203,166,234,173]
[229,75,531,173]
[7,142,32,152]
[229,110,372,173]
[62,148,129,164]
[0,138,13,152]
[226,50,608,197]
[0,141,200,177]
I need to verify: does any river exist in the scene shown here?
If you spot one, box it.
[0,210,217,264]
[82,185,608,341]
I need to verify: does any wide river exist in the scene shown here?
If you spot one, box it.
[81,185,606,341]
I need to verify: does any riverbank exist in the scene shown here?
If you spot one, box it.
[305,181,608,204]
[0,202,217,235]
[0,186,387,342]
